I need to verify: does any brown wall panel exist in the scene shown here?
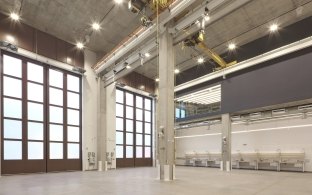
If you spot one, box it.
[0,13,84,67]
[118,72,156,94]
[37,30,57,59]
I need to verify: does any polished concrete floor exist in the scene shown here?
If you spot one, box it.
[1,166,312,195]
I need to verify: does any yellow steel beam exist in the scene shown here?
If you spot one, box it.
[197,42,228,68]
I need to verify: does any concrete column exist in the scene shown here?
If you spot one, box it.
[221,113,232,171]
[157,26,175,181]
[97,81,116,170]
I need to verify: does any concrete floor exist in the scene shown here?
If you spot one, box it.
[1,166,312,195]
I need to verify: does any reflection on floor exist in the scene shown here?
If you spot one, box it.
[0,166,312,195]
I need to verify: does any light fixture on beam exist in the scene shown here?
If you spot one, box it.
[174,69,180,74]
[92,22,101,31]
[76,42,84,49]
[269,24,279,32]
[228,43,236,50]
[197,57,204,63]
[204,7,210,21]
[155,78,159,82]
[115,0,123,4]
[10,12,20,21]
[145,52,151,57]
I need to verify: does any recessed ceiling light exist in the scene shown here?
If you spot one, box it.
[228,43,236,50]
[269,24,279,32]
[92,22,100,31]
[10,12,20,21]
[197,57,204,63]
[126,65,131,69]
[114,0,123,4]
[6,35,15,43]
[174,69,180,74]
[76,42,84,49]
[155,78,159,82]
[145,52,150,57]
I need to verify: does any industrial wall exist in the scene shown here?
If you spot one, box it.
[175,116,312,171]
[221,46,312,113]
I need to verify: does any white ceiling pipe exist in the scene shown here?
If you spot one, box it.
[174,36,312,92]
[95,0,200,74]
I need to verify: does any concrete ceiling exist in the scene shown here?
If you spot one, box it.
[0,0,312,78]
[135,0,312,79]
[0,0,142,57]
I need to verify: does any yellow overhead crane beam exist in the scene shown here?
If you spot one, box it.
[184,32,237,69]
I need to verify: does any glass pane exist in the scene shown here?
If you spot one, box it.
[28,63,43,83]
[4,119,22,139]
[126,146,133,158]
[181,109,186,118]
[3,98,22,118]
[136,121,143,133]
[68,109,80,125]
[126,93,133,106]
[3,55,22,78]
[116,118,123,131]
[28,142,44,160]
[67,92,80,109]
[67,75,80,92]
[68,126,80,142]
[49,124,63,141]
[49,106,63,123]
[145,123,151,134]
[145,98,151,110]
[136,109,143,121]
[116,90,124,104]
[126,119,133,132]
[116,104,123,117]
[4,141,22,160]
[126,106,133,119]
[49,88,63,106]
[145,135,151,146]
[116,145,123,158]
[3,76,22,98]
[145,111,151,122]
[136,96,143,108]
[49,143,63,159]
[28,82,43,102]
[126,133,133,145]
[136,146,143,158]
[28,122,44,140]
[68,143,80,159]
[136,134,142,145]
[49,69,63,88]
[116,131,123,145]
[28,102,43,121]
[176,108,180,118]
[145,147,151,158]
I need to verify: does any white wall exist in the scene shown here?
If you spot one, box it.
[82,50,98,170]
[176,116,312,171]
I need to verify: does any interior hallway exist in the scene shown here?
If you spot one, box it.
[1,167,312,195]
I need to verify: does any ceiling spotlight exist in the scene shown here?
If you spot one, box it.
[6,35,15,43]
[114,0,123,4]
[228,43,236,50]
[126,65,131,69]
[66,57,72,63]
[10,12,20,21]
[197,57,204,63]
[92,22,100,31]
[145,52,151,57]
[76,42,84,49]
[155,78,159,82]
[174,69,180,74]
[269,24,279,32]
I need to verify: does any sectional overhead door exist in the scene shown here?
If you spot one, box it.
[1,51,82,174]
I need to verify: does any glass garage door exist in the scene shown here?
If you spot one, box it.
[1,51,82,174]
[116,88,153,168]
